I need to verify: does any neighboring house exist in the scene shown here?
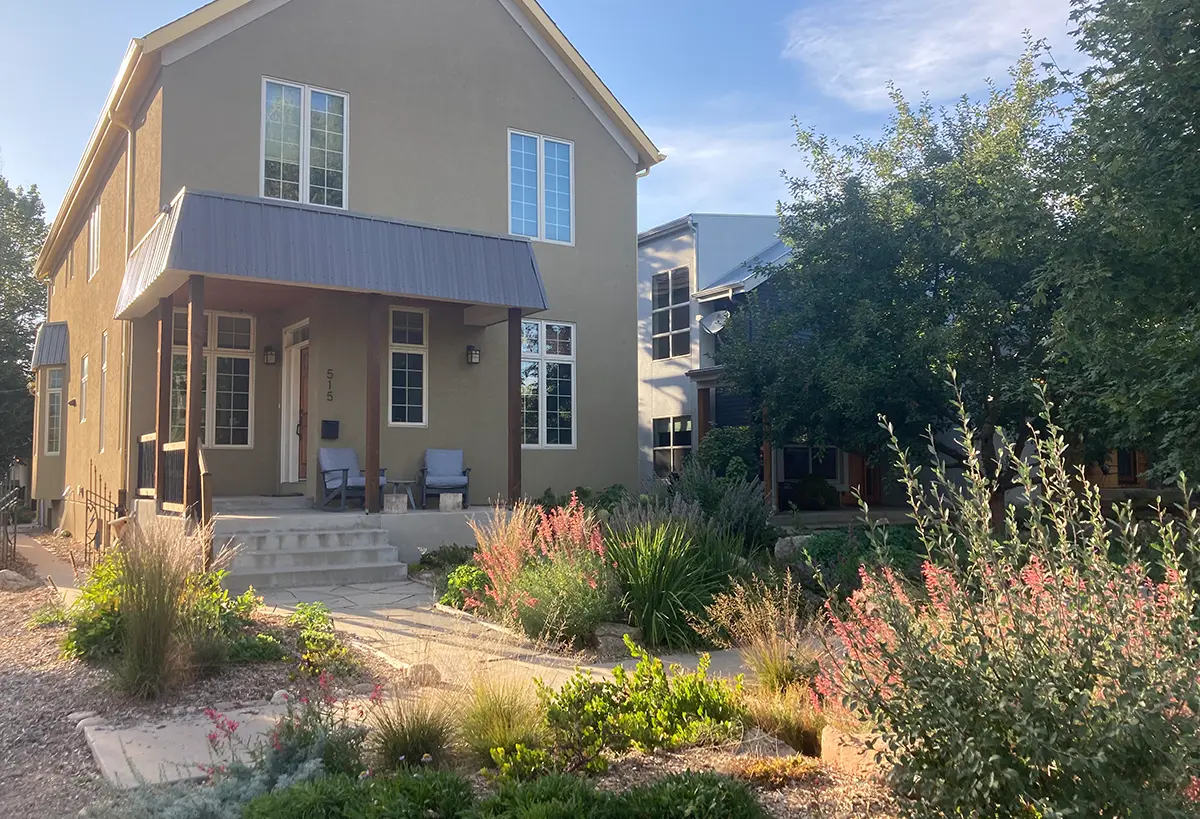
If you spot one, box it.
[30,0,664,539]
[637,219,884,511]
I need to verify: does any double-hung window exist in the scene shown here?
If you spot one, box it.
[782,445,845,487]
[170,311,254,447]
[521,320,576,448]
[87,203,101,280]
[389,308,428,426]
[98,332,107,452]
[45,368,63,455]
[509,130,573,244]
[79,355,89,423]
[262,78,348,208]
[652,416,692,477]
[652,267,691,360]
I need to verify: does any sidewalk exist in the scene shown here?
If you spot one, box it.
[15,533,81,605]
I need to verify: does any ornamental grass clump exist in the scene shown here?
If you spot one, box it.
[823,386,1200,817]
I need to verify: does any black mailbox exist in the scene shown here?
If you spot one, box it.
[321,420,340,440]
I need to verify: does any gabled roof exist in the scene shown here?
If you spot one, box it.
[37,0,663,280]
[30,322,69,369]
[697,238,793,297]
[115,189,549,319]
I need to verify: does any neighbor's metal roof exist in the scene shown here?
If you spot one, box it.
[698,238,793,295]
[116,189,550,319]
[30,322,69,368]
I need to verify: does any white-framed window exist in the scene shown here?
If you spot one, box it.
[782,445,846,489]
[521,319,576,448]
[45,368,63,456]
[389,307,428,426]
[87,203,101,280]
[79,354,89,423]
[261,78,348,208]
[652,266,691,360]
[508,130,574,245]
[652,415,693,477]
[169,311,255,448]
[98,332,107,452]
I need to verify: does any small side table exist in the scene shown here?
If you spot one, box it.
[387,479,417,510]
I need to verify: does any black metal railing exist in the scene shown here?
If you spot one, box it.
[162,442,186,506]
[137,433,157,497]
[0,481,21,567]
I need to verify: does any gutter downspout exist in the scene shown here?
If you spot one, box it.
[109,102,137,505]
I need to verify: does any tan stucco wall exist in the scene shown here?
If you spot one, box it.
[155,0,640,498]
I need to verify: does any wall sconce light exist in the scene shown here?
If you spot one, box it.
[263,346,278,365]
[466,345,481,365]
[68,398,78,407]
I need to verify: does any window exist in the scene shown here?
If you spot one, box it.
[652,267,691,360]
[262,78,347,208]
[87,203,101,280]
[169,311,254,447]
[509,130,573,244]
[79,355,89,422]
[45,368,63,456]
[652,416,692,477]
[521,319,575,448]
[782,445,844,485]
[98,333,107,452]
[389,308,427,426]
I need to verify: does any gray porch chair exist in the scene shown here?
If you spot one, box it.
[420,449,471,509]
[319,447,387,511]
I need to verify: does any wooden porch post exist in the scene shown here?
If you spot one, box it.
[696,387,711,447]
[154,295,173,501]
[761,407,774,511]
[507,307,522,503]
[364,296,382,514]
[183,275,204,515]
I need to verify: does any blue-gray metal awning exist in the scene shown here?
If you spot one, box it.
[116,189,549,320]
[30,321,69,368]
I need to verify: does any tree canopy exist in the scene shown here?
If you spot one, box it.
[0,173,48,468]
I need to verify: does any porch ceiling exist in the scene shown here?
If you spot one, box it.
[116,188,549,321]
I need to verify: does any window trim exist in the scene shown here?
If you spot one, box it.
[98,332,107,452]
[79,354,89,423]
[652,415,693,477]
[170,310,257,449]
[45,368,63,456]
[87,203,101,281]
[507,129,575,247]
[259,76,350,211]
[521,318,577,450]
[651,266,691,361]
[387,306,430,429]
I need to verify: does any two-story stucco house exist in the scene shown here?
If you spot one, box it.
[637,214,886,511]
[29,0,662,583]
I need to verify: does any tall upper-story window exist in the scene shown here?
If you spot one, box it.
[509,130,573,244]
[45,368,63,456]
[87,202,101,280]
[652,266,691,360]
[262,78,348,208]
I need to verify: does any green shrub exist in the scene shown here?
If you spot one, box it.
[460,675,548,767]
[184,630,230,679]
[63,550,124,660]
[784,474,841,511]
[369,696,456,773]
[825,395,1200,816]
[475,774,611,819]
[268,677,368,778]
[287,602,355,677]
[229,632,287,663]
[488,744,556,782]
[361,770,476,818]
[606,494,706,538]
[671,461,775,553]
[621,771,769,819]
[801,524,924,598]
[417,543,477,571]
[538,636,745,772]
[438,563,488,609]
[537,484,630,514]
[181,570,259,635]
[242,773,365,818]
[30,598,69,628]
[696,425,759,478]
[744,683,825,756]
[510,553,618,645]
[607,522,740,649]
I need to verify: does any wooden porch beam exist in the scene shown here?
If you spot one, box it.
[183,275,204,516]
[364,296,382,514]
[507,307,522,503]
[154,295,173,501]
[696,387,711,447]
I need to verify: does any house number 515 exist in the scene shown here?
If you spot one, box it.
[326,369,334,402]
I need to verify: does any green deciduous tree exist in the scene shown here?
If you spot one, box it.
[1044,0,1200,482]
[720,48,1064,498]
[0,172,48,468]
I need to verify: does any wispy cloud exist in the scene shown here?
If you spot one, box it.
[783,0,1075,110]
[637,120,799,230]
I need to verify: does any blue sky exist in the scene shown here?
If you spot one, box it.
[0,0,1076,230]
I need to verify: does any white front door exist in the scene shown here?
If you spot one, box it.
[280,320,310,484]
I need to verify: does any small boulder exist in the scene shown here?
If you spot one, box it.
[400,663,440,688]
[0,569,37,592]
[213,701,237,712]
[353,682,377,695]
[593,622,643,641]
[773,535,809,562]
[270,689,291,705]
[67,710,97,723]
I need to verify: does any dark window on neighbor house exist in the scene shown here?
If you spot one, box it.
[783,445,841,482]
[652,267,691,359]
[1117,449,1139,484]
[653,415,692,477]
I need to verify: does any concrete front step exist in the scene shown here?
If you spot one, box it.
[226,562,409,593]
[212,495,312,514]
[230,544,400,572]
[212,511,381,536]
[219,528,391,554]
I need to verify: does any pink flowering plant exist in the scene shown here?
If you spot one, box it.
[821,386,1200,817]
